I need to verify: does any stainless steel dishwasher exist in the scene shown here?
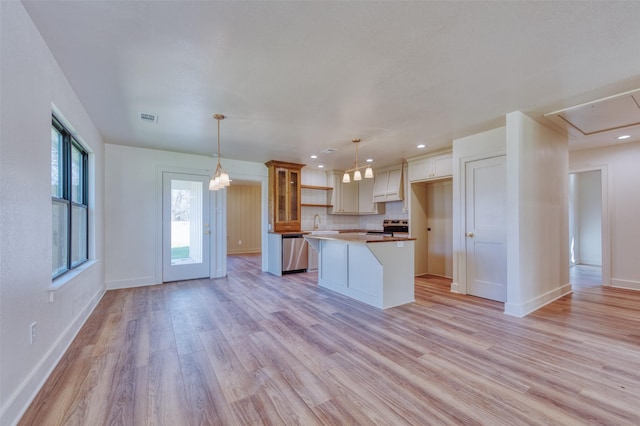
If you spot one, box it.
[282,234,308,273]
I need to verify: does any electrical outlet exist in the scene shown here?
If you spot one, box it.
[238,240,242,245]
[30,322,37,344]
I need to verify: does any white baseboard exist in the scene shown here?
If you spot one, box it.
[106,275,157,290]
[1,287,104,426]
[450,281,461,294]
[504,283,572,318]
[610,278,640,291]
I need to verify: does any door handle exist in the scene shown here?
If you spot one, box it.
[465,232,474,238]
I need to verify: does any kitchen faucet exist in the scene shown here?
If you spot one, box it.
[313,214,321,230]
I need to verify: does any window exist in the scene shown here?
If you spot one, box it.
[51,116,88,279]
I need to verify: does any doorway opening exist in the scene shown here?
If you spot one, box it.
[568,170,603,288]
[226,181,262,261]
[410,178,453,278]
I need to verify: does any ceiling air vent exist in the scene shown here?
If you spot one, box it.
[139,112,158,123]
[320,148,337,154]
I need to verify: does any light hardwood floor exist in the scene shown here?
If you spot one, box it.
[20,254,640,425]
[570,264,602,288]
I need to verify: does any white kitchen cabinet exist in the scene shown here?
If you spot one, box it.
[372,171,388,200]
[329,172,383,215]
[340,180,359,213]
[402,163,409,213]
[358,178,384,214]
[329,172,358,214]
[373,166,404,202]
[408,152,452,182]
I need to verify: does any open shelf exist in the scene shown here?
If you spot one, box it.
[301,203,333,208]
[301,185,333,190]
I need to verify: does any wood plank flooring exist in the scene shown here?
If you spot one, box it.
[570,264,602,288]
[19,254,640,425]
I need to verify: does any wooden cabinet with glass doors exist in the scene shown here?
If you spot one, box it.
[265,160,305,232]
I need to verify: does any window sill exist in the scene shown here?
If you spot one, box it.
[50,259,98,291]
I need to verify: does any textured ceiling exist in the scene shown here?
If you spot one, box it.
[22,1,640,171]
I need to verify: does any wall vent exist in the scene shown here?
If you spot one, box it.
[139,112,158,123]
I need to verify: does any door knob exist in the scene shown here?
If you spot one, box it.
[465,232,474,238]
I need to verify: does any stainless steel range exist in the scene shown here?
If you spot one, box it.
[383,219,409,236]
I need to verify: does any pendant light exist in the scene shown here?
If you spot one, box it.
[342,138,374,183]
[209,114,231,191]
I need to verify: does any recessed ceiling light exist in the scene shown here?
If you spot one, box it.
[317,164,325,168]
[417,144,426,149]
[310,154,318,159]
[617,135,631,140]
[366,158,373,163]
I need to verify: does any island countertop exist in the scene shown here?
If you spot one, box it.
[304,233,416,244]
[304,233,415,309]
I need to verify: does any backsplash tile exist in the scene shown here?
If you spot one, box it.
[301,200,407,231]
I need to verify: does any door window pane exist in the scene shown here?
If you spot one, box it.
[171,179,203,265]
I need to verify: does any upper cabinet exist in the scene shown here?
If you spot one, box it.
[329,172,384,215]
[408,152,452,182]
[266,160,304,232]
[373,166,404,203]
[358,178,382,214]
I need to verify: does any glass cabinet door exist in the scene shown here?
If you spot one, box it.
[289,170,299,221]
[277,168,287,222]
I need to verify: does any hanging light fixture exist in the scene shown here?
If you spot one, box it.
[209,114,231,191]
[342,138,374,183]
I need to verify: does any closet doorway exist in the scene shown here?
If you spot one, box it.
[568,168,607,287]
[410,178,453,278]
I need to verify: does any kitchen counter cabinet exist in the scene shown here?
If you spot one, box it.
[305,234,415,309]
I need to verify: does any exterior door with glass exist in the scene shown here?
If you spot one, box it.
[162,172,211,282]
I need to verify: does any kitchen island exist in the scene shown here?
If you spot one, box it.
[304,233,416,309]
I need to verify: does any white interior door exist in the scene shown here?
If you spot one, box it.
[163,172,210,282]
[465,156,507,302]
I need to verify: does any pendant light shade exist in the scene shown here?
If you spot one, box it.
[209,114,231,191]
[364,166,374,179]
[343,138,373,183]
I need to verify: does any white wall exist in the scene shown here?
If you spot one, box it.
[505,111,570,317]
[452,126,506,294]
[105,144,268,289]
[0,3,106,425]
[570,141,640,290]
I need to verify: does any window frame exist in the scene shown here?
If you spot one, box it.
[52,116,89,279]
